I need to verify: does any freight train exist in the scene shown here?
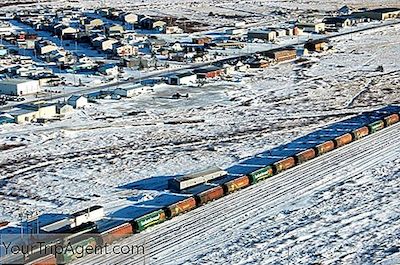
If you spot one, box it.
[2,108,399,265]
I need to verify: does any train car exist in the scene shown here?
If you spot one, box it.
[195,186,224,205]
[368,120,385,133]
[164,197,197,219]
[383,113,399,126]
[273,157,296,174]
[295,148,316,164]
[98,222,134,246]
[352,126,369,140]
[314,140,335,156]
[248,166,273,184]
[56,237,97,264]
[222,175,251,194]
[334,133,353,147]
[26,254,57,265]
[132,209,166,232]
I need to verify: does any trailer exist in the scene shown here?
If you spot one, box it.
[168,167,227,191]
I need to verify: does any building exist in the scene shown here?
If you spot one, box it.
[114,44,137,57]
[56,102,73,115]
[168,167,227,191]
[0,79,41,96]
[305,39,330,52]
[123,13,139,25]
[296,22,326,33]
[354,8,400,20]
[248,30,277,42]
[114,84,142,98]
[98,64,119,76]
[9,108,38,123]
[168,71,197,85]
[194,66,224,79]
[263,48,297,62]
[323,17,352,29]
[67,95,88,109]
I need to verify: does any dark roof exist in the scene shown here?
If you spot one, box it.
[193,65,222,74]
[369,8,400,13]
[323,17,350,23]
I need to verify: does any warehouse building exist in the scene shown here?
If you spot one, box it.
[167,71,197,85]
[0,79,41,96]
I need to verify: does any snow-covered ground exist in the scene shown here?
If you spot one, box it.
[0,22,399,223]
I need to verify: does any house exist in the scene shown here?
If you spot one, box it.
[114,84,142,97]
[323,17,352,29]
[304,39,330,52]
[114,44,137,57]
[123,13,139,25]
[35,41,58,55]
[106,25,124,37]
[153,21,167,31]
[83,18,104,31]
[194,66,224,79]
[98,64,119,76]
[226,28,246,35]
[262,47,297,62]
[165,26,183,34]
[67,95,88,109]
[168,71,197,85]
[101,39,119,52]
[60,26,79,39]
[56,102,73,115]
[248,30,277,42]
[0,79,41,96]
[296,22,325,33]
[353,8,400,20]
[338,5,353,16]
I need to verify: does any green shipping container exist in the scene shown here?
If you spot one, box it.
[133,210,166,232]
[57,237,97,264]
[368,120,385,133]
[248,166,273,184]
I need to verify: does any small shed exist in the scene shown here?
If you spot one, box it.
[67,95,88,109]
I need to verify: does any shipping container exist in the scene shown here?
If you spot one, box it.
[334,133,353,147]
[295,148,316,164]
[384,113,399,126]
[352,126,369,140]
[248,166,274,184]
[273,157,296,173]
[164,197,197,218]
[56,237,97,264]
[368,120,385,133]
[195,186,224,205]
[315,140,335,156]
[99,222,134,245]
[222,175,251,194]
[27,254,56,265]
[132,210,166,232]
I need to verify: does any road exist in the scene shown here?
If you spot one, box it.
[1,20,399,112]
[72,121,400,265]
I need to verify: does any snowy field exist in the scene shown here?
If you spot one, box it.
[0,20,399,223]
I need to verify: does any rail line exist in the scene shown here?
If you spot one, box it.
[72,121,400,265]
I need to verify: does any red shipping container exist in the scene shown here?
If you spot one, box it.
[165,197,197,218]
[223,176,250,194]
[295,148,316,164]
[384,113,399,126]
[196,186,224,205]
[353,126,369,140]
[274,157,296,173]
[334,133,353,147]
[100,222,134,245]
[315,140,335,155]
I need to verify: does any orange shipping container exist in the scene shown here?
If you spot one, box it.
[315,140,335,156]
[223,176,250,194]
[100,223,134,245]
[335,133,353,147]
[384,113,399,126]
[352,126,369,140]
[295,148,316,164]
[165,197,197,218]
[274,157,296,173]
[195,186,224,205]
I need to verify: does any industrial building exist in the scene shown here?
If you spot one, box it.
[0,79,41,96]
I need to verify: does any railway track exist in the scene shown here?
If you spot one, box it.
[72,121,400,265]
